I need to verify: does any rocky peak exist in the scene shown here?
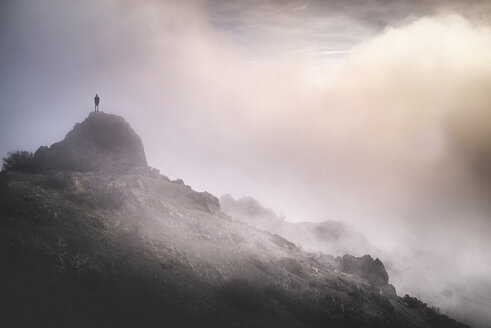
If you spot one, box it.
[33,112,147,171]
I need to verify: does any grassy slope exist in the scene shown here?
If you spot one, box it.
[0,169,468,328]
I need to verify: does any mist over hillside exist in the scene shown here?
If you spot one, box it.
[220,194,373,256]
[219,194,491,328]
[2,1,491,327]
[0,112,469,328]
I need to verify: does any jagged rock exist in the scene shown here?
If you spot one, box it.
[189,191,220,215]
[379,283,397,299]
[368,258,389,286]
[340,254,389,286]
[33,112,147,171]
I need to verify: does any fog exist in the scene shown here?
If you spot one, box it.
[1,0,491,326]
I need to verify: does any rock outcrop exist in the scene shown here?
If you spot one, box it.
[340,254,389,286]
[339,254,397,298]
[33,112,147,171]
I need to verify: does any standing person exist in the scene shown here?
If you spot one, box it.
[94,94,100,112]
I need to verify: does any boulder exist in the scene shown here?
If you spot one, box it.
[340,254,389,286]
[379,283,397,299]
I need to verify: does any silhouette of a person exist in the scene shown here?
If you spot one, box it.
[94,94,100,112]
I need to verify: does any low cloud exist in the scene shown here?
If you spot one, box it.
[2,1,491,326]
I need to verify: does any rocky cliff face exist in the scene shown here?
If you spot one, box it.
[0,113,469,328]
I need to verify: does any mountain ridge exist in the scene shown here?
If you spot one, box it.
[0,112,469,328]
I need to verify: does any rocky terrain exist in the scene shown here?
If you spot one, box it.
[0,112,469,327]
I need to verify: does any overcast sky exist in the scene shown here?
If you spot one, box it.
[2,1,491,326]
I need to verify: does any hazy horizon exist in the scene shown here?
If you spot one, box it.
[2,0,491,326]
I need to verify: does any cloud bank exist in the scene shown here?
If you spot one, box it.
[1,1,491,326]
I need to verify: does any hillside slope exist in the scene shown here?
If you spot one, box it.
[220,194,372,256]
[0,112,468,328]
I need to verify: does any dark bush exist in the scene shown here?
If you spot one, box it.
[2,151,34,172]
[371,292,395,313]
[402,295,426,308]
